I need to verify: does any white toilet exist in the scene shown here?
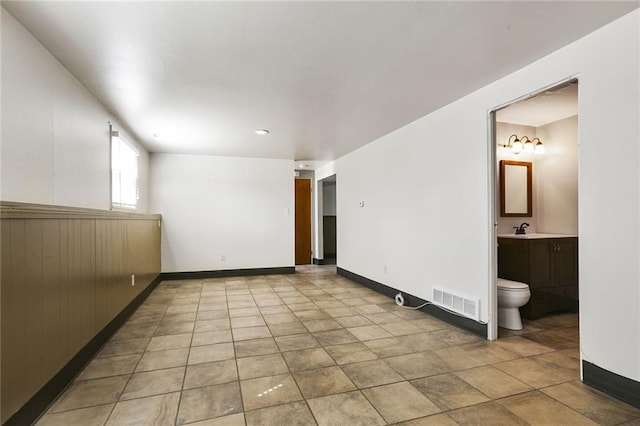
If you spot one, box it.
[497,278,531,330]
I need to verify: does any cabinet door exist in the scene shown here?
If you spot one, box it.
[553,238,578,287]
[498,238,529,283]
[529,240,553,287]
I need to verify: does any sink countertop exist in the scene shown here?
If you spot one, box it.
[497,233,578,239]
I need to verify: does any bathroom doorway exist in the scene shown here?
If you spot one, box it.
[490,78,579,341]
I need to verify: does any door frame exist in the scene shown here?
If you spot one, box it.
[487,74,579,341]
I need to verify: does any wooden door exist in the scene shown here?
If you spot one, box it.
[295,179,312,264]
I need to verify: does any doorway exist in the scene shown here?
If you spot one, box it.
[321,175,337,264]
[295,178,312,265]
[490,78,579,340]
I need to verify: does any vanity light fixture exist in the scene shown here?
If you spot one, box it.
[255,129,270,135]
[505,134,544,155]
[533,138,546,154]
[507,134,523,154]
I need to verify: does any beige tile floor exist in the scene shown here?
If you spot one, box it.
[37,265,640,425]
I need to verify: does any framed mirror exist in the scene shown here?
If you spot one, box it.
[500,160,532,217]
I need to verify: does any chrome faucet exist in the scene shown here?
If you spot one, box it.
[514,222,529,235]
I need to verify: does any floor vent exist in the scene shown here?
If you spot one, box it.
[433,287,480,321]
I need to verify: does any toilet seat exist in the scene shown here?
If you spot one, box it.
[497,278,529,291]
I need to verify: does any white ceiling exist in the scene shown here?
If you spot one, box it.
[497,82,579,127]
[3,2,638,163]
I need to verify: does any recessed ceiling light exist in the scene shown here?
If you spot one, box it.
[153,133,161,139]
[255,129,270,135]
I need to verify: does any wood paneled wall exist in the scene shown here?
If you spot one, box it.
[0,202,161,423]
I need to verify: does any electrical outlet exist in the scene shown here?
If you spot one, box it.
[221,255,226,261]
[384,265,388,274]
[131,274,135,286]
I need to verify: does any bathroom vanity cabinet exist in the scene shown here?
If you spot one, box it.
[498,235,578,320]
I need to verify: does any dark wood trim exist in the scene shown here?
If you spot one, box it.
[313,258,326,265]
[499,160,532,217]
[5,274,163,426]
[0,201,162,220]
[583,361,640,409]
[160,267,295,280]
[337,267,487,338]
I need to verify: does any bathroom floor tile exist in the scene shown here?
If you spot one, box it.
[240,374,303,411]
[77,354,141,380]
[228,307,261,317]
[36,404,114,426]
[307,390,385,426]
[347,324,393,341]
[361,382,441,423]
[244,401,316,426]
[493,356,575,388]
[498,391,598,425]
[230,315,266,328]
[136,348,189,372]
[184,359,238,389]
[195,318,231,333]
[267,321,308,336]
[293,366,356,399]
[324,342,378,364]
[107,392,180,425]
[312,328,358,346]
[454,365,532,399]
[262,312,299,325]
[432,346,487,371]
[41,269,603,425]
[234,338,279,357]
[237,353,289,380]
[120,366,185,400]
[49,375,130,413]
[494,335,555,357]
[447,401,528,425]
[301,318,342,332]
[541,380,640,425]
[177,382,243,425]
[393,413,460,425]
[379,320,423,336]
[342,359,404,388]
[97,337,150,358]
[192,329,233,346]
[147,333,192,351]
[232,325,272,341]
[275,334,320,351]
[363,336,415,357]
[385,351,450,380]
[411,373,490,410]
[282,347,336,372]
[155,321,195,336]
[334,315,373,328]
[188,342,235,365]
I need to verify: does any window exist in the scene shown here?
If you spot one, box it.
[111,130,139,209]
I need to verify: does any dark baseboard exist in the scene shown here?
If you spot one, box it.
[337,267,487,338]
[583,361,640,408]
[313,258,328,265]
[6,274,163,426]
[160,266,295,280]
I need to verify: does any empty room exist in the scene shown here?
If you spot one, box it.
[2,2,640,425]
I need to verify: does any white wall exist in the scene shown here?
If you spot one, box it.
[312,162,337,260]
[150,153,294,272]
[336,10,640,382]
[0,9,149,211]
[323,182,336,216]
[536,116,579,234]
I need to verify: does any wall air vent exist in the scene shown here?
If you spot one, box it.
[433,287,480,321]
